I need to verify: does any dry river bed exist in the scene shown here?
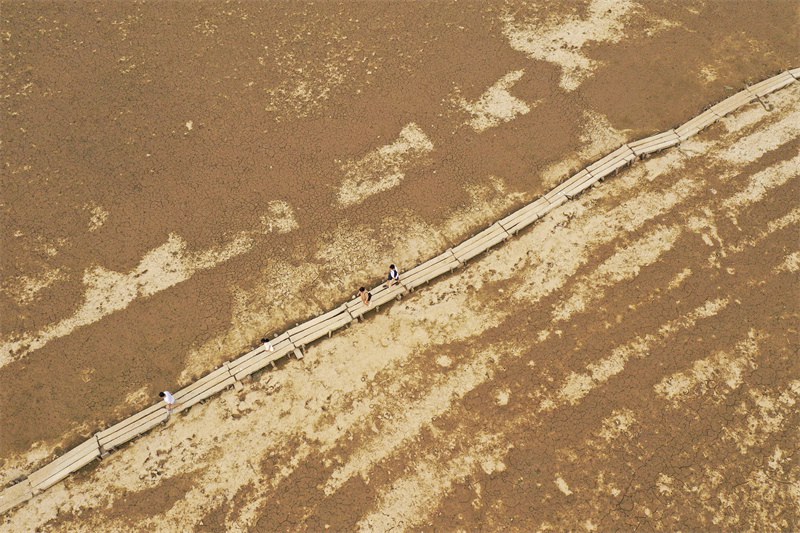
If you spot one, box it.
[3,68,798,532]
[2,1,799,478]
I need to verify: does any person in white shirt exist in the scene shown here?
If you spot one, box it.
[384,264,400,288]
[159,391,176,412]
[261,337,275,352]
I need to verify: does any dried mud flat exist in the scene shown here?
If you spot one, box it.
[5,74,799,533]
[1,1,799,531]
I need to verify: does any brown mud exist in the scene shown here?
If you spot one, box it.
[1,1,798,530]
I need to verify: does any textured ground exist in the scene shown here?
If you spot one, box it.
[1,0,799,530]
[4,57,800,533]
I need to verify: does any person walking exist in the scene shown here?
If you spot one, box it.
[159,391,177,414]
[384,264,400,288]
[261,337,275,352]
[359,286,372,306]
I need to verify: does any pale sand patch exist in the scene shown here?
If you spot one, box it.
[435,355,453,368]
[723,380,800,454]
[550,298,730,409]
[337,123,433,207]
[260,200,298,234]
[667,267,692,290]
[555,475,573,496]
[480,456,507,476]
[654,330,762,404]
[552,225,682,321]
[687,207,724,249]
[699,65,719,83]
[596,409,637,443]
[86,203,109,232]
[656,473,675,496]
[775,251,800,273]
[502,0,641,91]
[1,268,66,306]
[715,105,800,167]
[457,70,533,132]
[495,388,510,406]
[123,384,151,407]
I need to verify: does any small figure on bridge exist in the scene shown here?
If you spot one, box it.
[384,264,400,288]
[359,287,372,306]
[261,337,275,352]
[159,391,176,414]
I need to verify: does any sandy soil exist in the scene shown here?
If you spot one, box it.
[3,56,799,532]
[1,0,798,530]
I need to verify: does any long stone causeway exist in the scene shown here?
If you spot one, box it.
[2,67,799,516]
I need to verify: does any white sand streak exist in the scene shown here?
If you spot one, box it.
[715,104,800,166]
[337,123,433,207]
[459,70,533,132]
[552,225,683,321]
[514,176,701,302]
[549,298,730,409]
[722,154,800,215]
[775,251,800,273]
[555,475,574,496]
[0,204,298,367]
[502,0,638,91]
[655,330,762,403]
